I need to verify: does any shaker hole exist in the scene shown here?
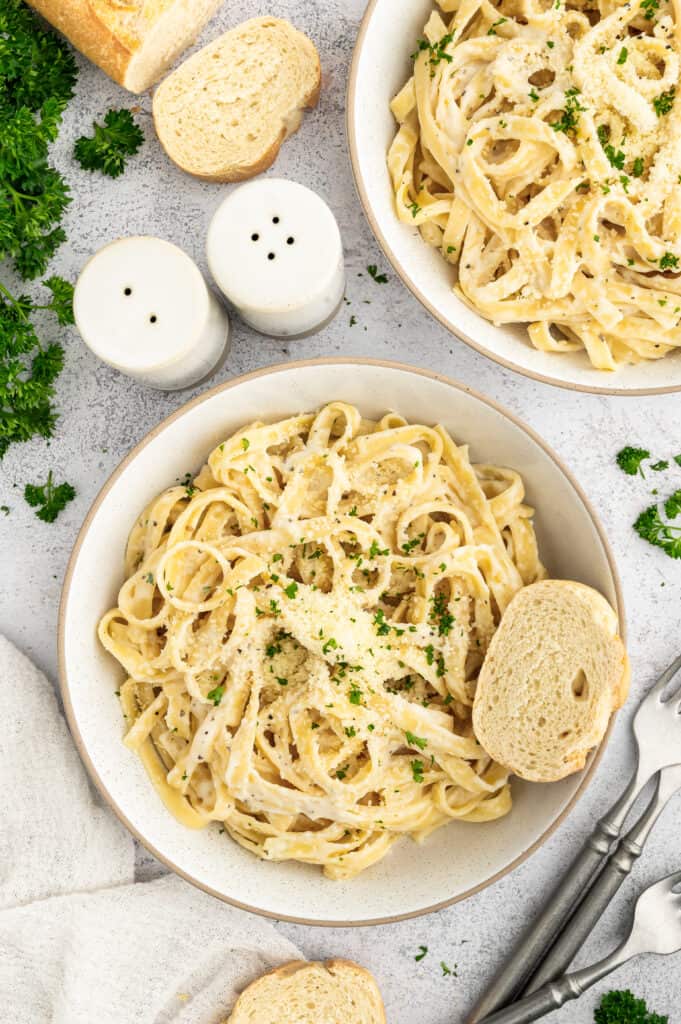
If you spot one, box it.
[267,252,275,261]
[286,236,295,245]
[272,216,280,224]
[149,315,158,324]
[251,233,259,241]
[124,287,132,296]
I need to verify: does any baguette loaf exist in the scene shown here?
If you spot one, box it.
[25,0,223,93]
[153,17,321,182]
[473,580,629,782]
[226,960,386,1024]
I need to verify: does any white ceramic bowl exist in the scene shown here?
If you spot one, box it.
[59,359,623,925]
[347,0,681,396]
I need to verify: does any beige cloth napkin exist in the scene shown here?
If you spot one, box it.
[0,635,302,1022]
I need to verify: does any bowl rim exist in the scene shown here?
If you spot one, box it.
[58,356,626,927]
[346,0,681,397]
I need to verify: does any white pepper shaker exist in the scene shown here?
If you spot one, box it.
[73,236,230,390]
[206,178,345,337]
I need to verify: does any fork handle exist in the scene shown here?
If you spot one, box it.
[467,772,643,1022]
[479,947,631,1024]
[523,777,664,993]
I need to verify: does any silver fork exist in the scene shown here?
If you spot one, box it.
[479,870,681,1024]
[469,652,681,1022]
[522,761,681,992]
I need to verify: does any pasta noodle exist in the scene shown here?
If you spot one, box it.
[388,0,681,370]
[99,403,545,878]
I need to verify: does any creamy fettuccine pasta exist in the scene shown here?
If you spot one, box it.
[99,403,545,879]
[389,0,681,370]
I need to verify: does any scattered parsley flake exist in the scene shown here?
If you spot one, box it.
[74,108,144,178]
[367,264,388,284]
[207,684,224,706]
[414,945,428,961]
[411,759,425,783]
[406,730,428,750]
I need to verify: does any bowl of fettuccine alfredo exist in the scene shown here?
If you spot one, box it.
[59,360,621,924]
[348,0,681,393]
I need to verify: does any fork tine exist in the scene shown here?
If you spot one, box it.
[647,652,681,703]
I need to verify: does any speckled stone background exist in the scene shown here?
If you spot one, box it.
[2,1,680,1021]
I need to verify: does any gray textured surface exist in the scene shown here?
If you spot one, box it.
[1,1,680,1021]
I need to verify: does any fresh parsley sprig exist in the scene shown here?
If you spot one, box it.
[595,989,668,1024]
[74,109,144,179]
[616,446,650,476]
[0,0,77,279]
[0,276,74,459]
[24,469,75,522]
[634,492,681,558]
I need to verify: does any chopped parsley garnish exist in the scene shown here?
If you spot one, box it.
[640,0,660,17]
[411,32,454,72]
[284,582,298,599]
[529,89,539,102]
[348,683,362,705]
[367,264,388,284]
[414,945,428,961]
[405,730,428,750]
[653,88,675,117]
[430,592,455,635]
[144,573,154,584]
[487,17,508,34]
[272,553,283,562]
[369,539,389,557]
[616,446,650,476]
[241,437,250,450]
[322,637,338,654]
[345,726,356,738]
[374,609,391,635]
[617,47,628,64]
[631,157,644,178]
[276,676,288,686]
[24,470,75,522]
[335,766,349,780]
[269,599,281,616]
[402,533,424,553]
[659,252,679,270]
[349,505,358,516]
[74,108,144,178]
[408,200,421,217]
[411,758,425,783]
[207,684,224,706]
[551,88,585,135]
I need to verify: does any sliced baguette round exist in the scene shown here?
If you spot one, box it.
[26,0,223,93]
[153,17,321,182]
[226,960,386,1024]
[473,580,629,783]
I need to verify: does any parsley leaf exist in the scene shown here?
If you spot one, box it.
[659,252,679,271]
[414,945,428,961]
[367,264,388,284]
[74,109,144,178]
[616,446,650,476]
[207,684,224,705]
[411,758,425,783]
[405,730,428,750]
[24,469,75,522]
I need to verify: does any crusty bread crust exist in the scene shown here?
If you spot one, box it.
[152,17,321,182]
[25,0,221,93]
[226,959,386,1024]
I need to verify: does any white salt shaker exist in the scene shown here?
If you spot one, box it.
[206,178,345,337]
[73,236,230,390]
